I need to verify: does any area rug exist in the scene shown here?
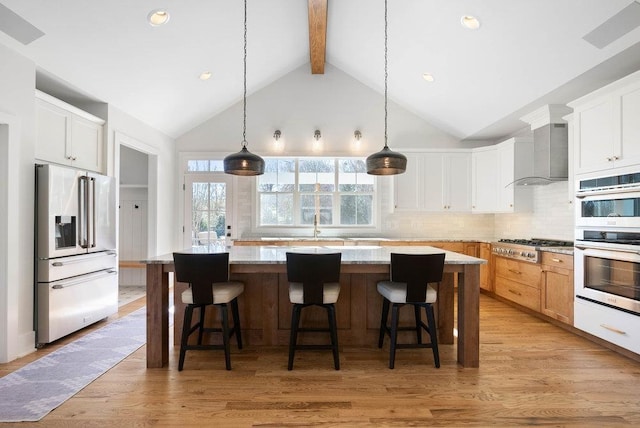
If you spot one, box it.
[0,307,146,422]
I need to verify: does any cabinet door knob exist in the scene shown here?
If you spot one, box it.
[613,155,619,160]
[552,258,562,263]
[606,156,613,161]
[66,156,73,160]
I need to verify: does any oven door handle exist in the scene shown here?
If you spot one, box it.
[575,244,640,255]
[575,185,640,198]
[576,245,640,263]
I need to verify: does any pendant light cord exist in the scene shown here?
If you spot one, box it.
[384,0,388,149]
[242,0,248,147]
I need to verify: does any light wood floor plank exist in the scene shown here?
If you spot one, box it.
[2,295,640,427]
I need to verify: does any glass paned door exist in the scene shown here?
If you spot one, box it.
[183,174,233,249]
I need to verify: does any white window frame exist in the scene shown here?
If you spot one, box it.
[253,157,380,235]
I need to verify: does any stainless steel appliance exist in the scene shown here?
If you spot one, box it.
[492,238,573,263]
[35,163,118,345]
[575,172,640,228]
[575,229,640,315]
[574,171,640,315]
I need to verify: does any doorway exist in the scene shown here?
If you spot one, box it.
[183,173,233,249]
[118,145,149,306]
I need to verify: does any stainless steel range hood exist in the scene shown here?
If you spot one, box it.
[515,105,571,186]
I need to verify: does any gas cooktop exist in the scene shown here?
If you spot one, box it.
[497,238,574,247]
[492,238,573,263]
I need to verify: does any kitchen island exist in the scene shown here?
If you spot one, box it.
[143,245,485,368]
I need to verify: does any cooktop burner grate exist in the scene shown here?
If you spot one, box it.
[497,238,573,247]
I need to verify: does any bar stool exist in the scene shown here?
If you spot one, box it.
[172,252,244,371]
[286,252,342,370]
[377,252,445,369]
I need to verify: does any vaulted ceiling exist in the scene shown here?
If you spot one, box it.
[2,0,640,141]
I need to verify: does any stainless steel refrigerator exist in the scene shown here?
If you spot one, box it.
[35,163,118,345]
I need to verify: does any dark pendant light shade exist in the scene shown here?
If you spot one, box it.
[366,146,407,175]
[366,0,406,176]
[223,145,265,176]
[224,0,264,176]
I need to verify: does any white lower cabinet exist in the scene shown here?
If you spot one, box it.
[574,298,640,355]
[394,151,471,212]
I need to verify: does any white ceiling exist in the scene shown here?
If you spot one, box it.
[2,0,640,141]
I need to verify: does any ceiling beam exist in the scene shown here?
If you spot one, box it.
[308,0,327,74]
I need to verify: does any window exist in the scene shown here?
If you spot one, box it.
[338,159,374,225]
[257,157,375,228]
[258,159,295,225]
[186,160,224,172]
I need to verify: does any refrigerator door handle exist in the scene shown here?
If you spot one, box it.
[51,269,118,289]
[50,252,117,267]
[90,177,96,248]
[79,175,89,249]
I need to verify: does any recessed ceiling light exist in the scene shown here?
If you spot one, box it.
[461,15,480,30]
[148,9,170,26]
[422,73,434,82]
[199,71,212,81]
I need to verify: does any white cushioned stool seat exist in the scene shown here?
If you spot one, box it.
[377,281,437,304]
[289,282,340,304]
[181,281,244,305]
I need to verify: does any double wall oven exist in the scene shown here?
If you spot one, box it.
[574,172,640,316]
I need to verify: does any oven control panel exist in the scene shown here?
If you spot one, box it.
[492,245,539,263]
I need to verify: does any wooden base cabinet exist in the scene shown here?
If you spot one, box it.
[479,243,493,292]
[494,257,542,311]
[540,252,574,325]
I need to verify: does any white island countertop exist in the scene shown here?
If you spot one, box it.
[144,245,487,265]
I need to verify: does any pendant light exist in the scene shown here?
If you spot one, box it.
[366,0,407,175]
[224,0,265,176]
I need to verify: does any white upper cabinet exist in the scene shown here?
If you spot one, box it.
[394,153,423,211]
[496,138,534,213]
[444,153,472,212]
[394,151,471,212]
[471,138,533,213]
[471,146,497,213]
[35,90,105,173]
[569,70,640,175]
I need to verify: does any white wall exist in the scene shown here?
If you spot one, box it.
[177,63,489,237]
[0,40,177,362]
[108,106,176,257]
[0,44,38,362]
[178,62,475,154]
[119,145,148,186]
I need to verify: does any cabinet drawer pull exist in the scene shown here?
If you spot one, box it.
[600,324,627,335]
[552,258,562,263]
[508,289,522,296]
[508,269,522,275]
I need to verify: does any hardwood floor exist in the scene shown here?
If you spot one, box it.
[2,295,639,427]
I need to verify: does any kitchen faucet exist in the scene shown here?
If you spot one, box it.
[313,213,321,239]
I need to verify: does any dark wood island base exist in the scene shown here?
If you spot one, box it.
[144,246,482,369]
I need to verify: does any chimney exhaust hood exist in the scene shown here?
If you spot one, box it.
[515,105,571,186]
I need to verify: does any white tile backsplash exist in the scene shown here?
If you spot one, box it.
[494,181,574,240]
[235,177,574,241]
